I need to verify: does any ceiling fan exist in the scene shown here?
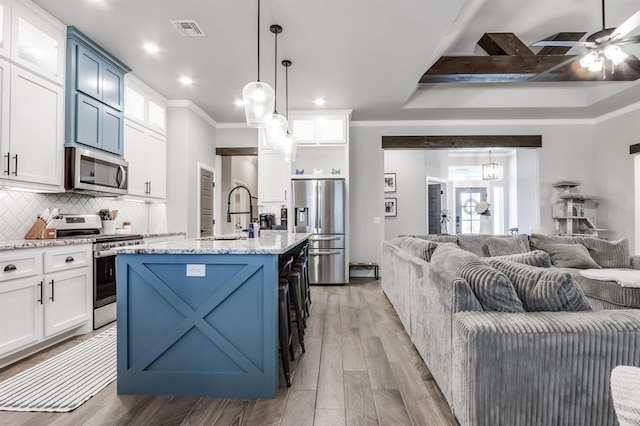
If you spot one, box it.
[532,0,640,72]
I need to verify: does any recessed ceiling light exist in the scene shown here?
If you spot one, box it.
[314,98,326,106]
[234,99,244,107]
[143,43,160,54]
[179,76,193,86]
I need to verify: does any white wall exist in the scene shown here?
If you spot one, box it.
[166,102,217,239]
[216,127,258,147]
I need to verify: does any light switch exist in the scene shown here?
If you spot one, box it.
[186,264,206,277]
[373,217,381,224]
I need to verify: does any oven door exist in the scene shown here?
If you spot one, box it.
[94,249,117,307]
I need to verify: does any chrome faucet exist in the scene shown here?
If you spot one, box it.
[226,185,255,224]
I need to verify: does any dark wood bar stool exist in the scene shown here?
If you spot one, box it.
[289,259,306,353]
[301,243,311,317]
[278,257,294,387]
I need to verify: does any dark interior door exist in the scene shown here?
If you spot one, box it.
[428,184,442,234]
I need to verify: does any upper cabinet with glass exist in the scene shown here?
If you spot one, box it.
[289,110,351,145]
[124,74,166,135]
[10,1,65,84]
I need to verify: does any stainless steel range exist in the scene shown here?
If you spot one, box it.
[51,214,143,329]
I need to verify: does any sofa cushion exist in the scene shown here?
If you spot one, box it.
[430,243,524,312]
[491,250,552,268]
[545,243,601,269]
[486,235,530,256]
[389,236,438,262]
[399,234,458,243]
[487,258,592,312]
[529,233,583,251]
[581,238,630,269]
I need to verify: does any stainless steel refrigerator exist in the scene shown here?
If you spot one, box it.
[293,178,346,285]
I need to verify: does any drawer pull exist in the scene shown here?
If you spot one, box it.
[65,256,75,263]
[3,264,17,272]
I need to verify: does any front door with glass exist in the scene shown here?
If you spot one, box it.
[455,187,487,234]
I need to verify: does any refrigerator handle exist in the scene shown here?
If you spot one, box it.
[316,181,322,233]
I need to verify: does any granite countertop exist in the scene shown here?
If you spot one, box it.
[141,232,186,238]
[113,232,312,255]
[0,238,94,251]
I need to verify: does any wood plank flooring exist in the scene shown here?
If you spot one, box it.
[0,278,457,426]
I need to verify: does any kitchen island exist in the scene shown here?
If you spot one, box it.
[114,232,310,399]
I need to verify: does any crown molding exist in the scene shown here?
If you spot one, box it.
[216,122,250,129]
[167,100,218,128]
[351,117,595,127]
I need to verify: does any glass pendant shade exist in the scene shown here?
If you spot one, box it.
[242,81,275,128]
[281,133,298,163]
[265,112,288,146]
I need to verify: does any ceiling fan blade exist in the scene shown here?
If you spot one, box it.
[528,55,580,81]
[616,34,640,45]
[609,9,640,40]
[531,40,594,48]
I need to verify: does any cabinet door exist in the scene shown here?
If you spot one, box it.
[123,119,147,197]
[0,277,43,356]
[75,92,101,149]
[44,268,90,337]
[102,64,123,111]
[76,44,102,100]
[102,105,122,155]
[258,149,290,203]
[146,131,166,199]
[0,58,9,177]
[0,2,10,59]
[10,67,63,186]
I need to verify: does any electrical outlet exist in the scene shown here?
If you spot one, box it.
[373,217,381,224]
[186,264,206,277]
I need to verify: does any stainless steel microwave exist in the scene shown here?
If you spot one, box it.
[65,148,128,196]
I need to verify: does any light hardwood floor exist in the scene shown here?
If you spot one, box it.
[0,278,457,426]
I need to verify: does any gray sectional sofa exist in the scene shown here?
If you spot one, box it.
[382,233,640,426]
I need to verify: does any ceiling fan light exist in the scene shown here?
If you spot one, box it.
[604,45,628,65]
[579,51,599,68]
[242,81,275,128]
[588,56,604,72]
[265,113,288,146]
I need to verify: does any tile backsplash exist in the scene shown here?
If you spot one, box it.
[0,190,149,240]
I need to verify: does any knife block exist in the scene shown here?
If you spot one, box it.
[24,219,56,240]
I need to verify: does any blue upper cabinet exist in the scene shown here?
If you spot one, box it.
[66,26,130,157]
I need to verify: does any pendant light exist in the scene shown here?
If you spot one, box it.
[264,25,288,146]
[482,150,500,181]
[280,59,298,163]
[242,0,275,128]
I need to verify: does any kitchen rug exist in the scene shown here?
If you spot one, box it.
[0,326,116,412]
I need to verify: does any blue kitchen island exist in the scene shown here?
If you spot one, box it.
[114,232,310,399]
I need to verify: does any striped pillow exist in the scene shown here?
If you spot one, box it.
[545,243,601,269]
[487,235,530,256]
[490,250,551,267]
[581,238,630,269]
[389,237,439,262]
[431,243,524,312]
[399,234,458,243]
[488,258,592,311]
[530,233,583,251]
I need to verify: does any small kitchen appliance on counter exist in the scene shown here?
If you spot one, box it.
[53,214,143,329]
[259,214,275,229]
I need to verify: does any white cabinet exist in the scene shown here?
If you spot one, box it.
[289,110,350,145]
[124,119,166,200]
[124,74,166,135]
[0,244,91,361]
[258,149,290,204]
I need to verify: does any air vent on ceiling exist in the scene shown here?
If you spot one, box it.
[171,20,205,37]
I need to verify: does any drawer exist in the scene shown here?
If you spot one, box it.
[44,245,92,274]
[0,249,42,282]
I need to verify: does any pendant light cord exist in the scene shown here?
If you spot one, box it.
[285,63,289,120]
[257,0,261,81]
[274,30,278,112]
[601,0,605,30]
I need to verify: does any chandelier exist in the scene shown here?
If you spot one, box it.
[482,150,500,181]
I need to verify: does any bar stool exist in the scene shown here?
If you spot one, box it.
[289,258,306,352]
[301,243,311,317]
[278,257,294,387]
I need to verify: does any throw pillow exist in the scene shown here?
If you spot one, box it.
[581,238,630,269]
[529,233,583,251]
[490,250,552,268]
[389,237,438,262]
[488,258,592,311]
[487,235,530,256]
[430,243,524,312]
[399,234,458,244]
[544,243,601,269]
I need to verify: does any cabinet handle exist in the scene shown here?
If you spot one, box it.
[12,154,17,176]
[65,256,74,263]
[148,181,152,195]
[49,279,55,302]
[4,152,9,175]
[37,281,43,304]
[3,264,16,272]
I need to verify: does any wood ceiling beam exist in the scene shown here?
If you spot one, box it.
[478,33,536,58]
[215,147,258,156]
[535,32,586,56]
[381,135,542,150]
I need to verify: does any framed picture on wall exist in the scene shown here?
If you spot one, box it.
[384,197,397,217]
[384,173,396,193]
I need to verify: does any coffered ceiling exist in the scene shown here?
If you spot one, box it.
[32,0,640,122]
